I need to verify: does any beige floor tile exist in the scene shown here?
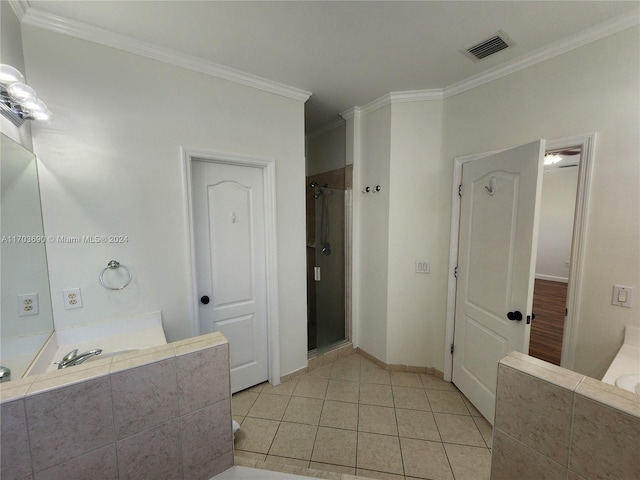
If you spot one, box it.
[392,386,430,411]
[357,432,404,475]
[247,393,291,421]
[426,390,470,415]
[232,390,259,416]
[433,413,486,447]
[334,353,361,366]
[360,368,391,385]
[359,383,394,407]
[326,379,360,403]
[310,461,356,475]
[233,450,266,462]
[396,408,441,442]
[246,383,266,393]
[330,363,360,382]
[461,395,484,416]
[400,437,454,480]
[444,443,492,480]
[265,455,310,468]
[356,469,404,480]
[320,400,359,430]
[420,375,458,392]
[293,377,329,399]
[473,416,494,448]
[306,364,333,378]
[261,379,297,396]
[358,404,398,435]
[311,427,358,467]
[390,371,424,388]
[282,396,324,425]
[234,417,280,454]
[268,422,318,460]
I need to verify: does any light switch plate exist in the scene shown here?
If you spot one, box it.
[612,285,633,308]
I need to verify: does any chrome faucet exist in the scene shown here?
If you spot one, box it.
[55,349,103,369]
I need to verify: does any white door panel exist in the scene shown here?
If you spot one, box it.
[192,160,268,393]
[453,140,545,423]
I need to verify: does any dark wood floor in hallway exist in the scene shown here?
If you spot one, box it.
[529,279,568,365]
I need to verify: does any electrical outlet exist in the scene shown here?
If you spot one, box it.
[415,260,430,274]
[18,293,39,316]
[63,288,83,310]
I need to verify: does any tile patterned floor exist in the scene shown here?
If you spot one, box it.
[232,353,493,480]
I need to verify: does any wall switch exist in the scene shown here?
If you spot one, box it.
[612,285,633,308]
[415,260,430,274]
[18,293,39,316]
[63,288,83,310]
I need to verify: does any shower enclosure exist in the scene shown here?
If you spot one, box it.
[307,182,347,353]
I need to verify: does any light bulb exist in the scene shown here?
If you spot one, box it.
[7,82,37,102]
[22,96,48,113]
[0,64,25,87]
[544,154,562,165]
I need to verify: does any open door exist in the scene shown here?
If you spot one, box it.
[452,140,545,423]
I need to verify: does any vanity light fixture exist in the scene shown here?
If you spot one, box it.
[0,64,51,127]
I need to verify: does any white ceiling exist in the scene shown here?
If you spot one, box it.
[24,1,640,132]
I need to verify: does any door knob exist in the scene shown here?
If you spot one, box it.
[200,296,210,305]
[507,311,523,321]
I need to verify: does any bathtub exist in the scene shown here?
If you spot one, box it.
[25,311,167,376]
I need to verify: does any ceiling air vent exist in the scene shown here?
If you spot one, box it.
[463,31,515,62]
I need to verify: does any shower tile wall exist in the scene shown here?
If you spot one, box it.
[0,332,233,480]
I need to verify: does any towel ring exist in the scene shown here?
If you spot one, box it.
[99,260,132,290]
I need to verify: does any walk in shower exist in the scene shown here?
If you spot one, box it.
[306,181,347,353]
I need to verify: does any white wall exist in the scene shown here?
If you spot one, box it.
[536,166,580,282]
[21,25,308,376]
[306,124,346,176]
[356,105,392,361]
[442,26,640,378]
[386,100,445,367]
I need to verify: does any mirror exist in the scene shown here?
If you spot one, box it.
[1,133,54,380]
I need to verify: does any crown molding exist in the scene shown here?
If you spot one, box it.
[8,0,29,20]
[340,106,361,120]
[444,7,640,98]
[390,89,444,103]
[306,117,346,140]
[20,7,312,103]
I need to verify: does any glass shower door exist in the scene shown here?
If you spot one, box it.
[313,187,346,353]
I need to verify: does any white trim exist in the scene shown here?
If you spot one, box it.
[535,274,569,284]
[444,133,596,380]
[547,133,596,371]
[341,106,361,121]
[390,89,444,103]
[20,7,311,103]
[182,148,281,386]
[8,0,28,20]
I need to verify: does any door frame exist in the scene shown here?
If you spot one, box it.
[444,133,596,381]
[182,147,281,386]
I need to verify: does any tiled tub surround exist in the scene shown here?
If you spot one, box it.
[491,351,640,480]
[0,331,233,480]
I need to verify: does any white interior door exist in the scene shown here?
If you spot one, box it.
[192,159,269,393]
[452,140,545,423]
